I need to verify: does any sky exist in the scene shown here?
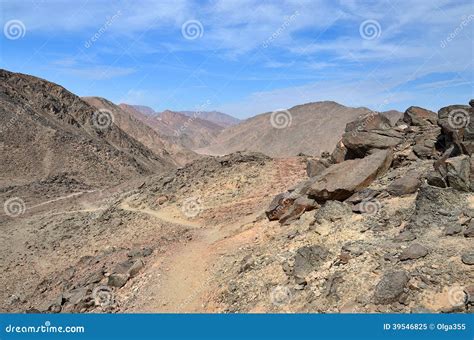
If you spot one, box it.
[1,0,473,118]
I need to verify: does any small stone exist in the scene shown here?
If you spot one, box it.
[374,271,409,304]
[461,252,474,265]
[399,243,428,261]
[464,221,474,238]
[108,273,129,288]
[394,230,416,242]
[444,224,462,236]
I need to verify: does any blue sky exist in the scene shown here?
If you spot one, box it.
[1,0,473,118]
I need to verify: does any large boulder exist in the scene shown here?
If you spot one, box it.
[307,149,393,201]
[438,104,474,155]
[403,106,437,126]
[341,112,404,158]
[345,112,392,132]
[342,129,403,158]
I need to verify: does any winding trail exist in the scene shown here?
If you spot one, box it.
[117,197,258,312]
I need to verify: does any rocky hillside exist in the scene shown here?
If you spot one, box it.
[84,97,199,166]
[198,101,384,157]
[118,105,224,150]
[179,110,240,128]
[0,69,173,189]
[252,100,474,313]
[1,84,472,314]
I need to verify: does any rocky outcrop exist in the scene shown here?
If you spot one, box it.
[267,150,392,223]
[267,100,474,226]
[307,149,393,201]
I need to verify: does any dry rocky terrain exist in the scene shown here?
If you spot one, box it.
[0,69,473,314]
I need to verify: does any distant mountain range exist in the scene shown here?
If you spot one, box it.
[0,68,404,189]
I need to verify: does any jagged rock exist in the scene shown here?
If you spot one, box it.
[438,104,474,155]
[387,173,421,196]
[279,196,319,225]
[314,200,352,224]
[399,243,428,261]
[374,271,409,304]
[408,185,465,230]
[380,110,404,127]
[292,245,330,280]
[265,192,296,221]
[445,155,471,191]
[331,140,347,163]
[426,170,447,188]
[306,158,330,177]
[461,252,474,265]
[403,106,437,126]
[307,149,393,201]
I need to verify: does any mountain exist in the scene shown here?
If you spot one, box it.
[198,101,375,157]
[127,104,156,117]
[119,104,224,150]
[0,69,173,188]
[84,97,198,166]
[178,110,240,128]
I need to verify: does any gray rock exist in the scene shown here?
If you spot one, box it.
[307,149,393,201]
[128,259,145,277]
[292,245,330,279]
[394,230,417,242]
[399,243,428,261]
[330,140,348,164]
[464,221,474,237]
[314,200,352,224]
[403,106,438,126]
[388,174,421,196]
[107,273,129,288]
[374,271,409,304]
[306,158,330,178]
[426,170,447,188]
[445,155,471,191]
[445,224,462,236]
[461,252,474,265]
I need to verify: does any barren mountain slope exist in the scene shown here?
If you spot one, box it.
[119,104,224,150]
[199,101,375,157]
[0,69,173,190]
[179,110,240,128]
[84,97,199,166]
